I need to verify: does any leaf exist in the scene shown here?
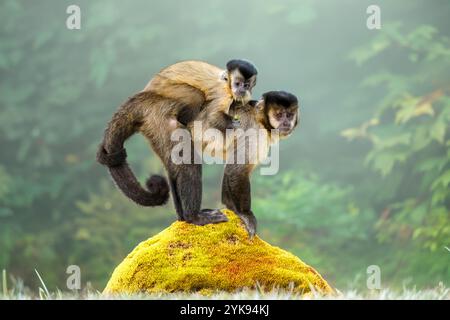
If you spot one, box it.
[340,128,364,141]
[394,96,435,124]
[376,133,411,150]
[414,102,435,117]
[430,121,446,144]
[366,152,407,176]
[431,188,448,205]
[341,118,379,141]
[431,170,450,190]
[416,157,447,173]
[349,36,391,65]
[411,127,432,151]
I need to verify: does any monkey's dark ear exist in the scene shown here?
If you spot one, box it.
[226,59,258,79]
[220,71,228,81]
[255,99,265,111]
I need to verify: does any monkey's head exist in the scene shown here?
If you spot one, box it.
[259,91,299,138]
[225,59,258,104]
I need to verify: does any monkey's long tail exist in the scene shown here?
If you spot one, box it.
[96,91,170,206]
[97,145,170,206]
[109,165,169,206]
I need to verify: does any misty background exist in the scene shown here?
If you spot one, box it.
[0,0,449,291]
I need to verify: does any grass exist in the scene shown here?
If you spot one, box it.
[1,270,448,300]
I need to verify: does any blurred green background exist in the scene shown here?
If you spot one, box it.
[0,0,449,291]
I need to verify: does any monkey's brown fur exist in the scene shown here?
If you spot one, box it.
[97,88,298,237]
[96,59,303,237]
[145,61,257,141]
[144,61,229,108]
[220,91,299,236]
[97,60,257,227]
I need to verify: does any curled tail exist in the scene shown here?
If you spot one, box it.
[96,92,169,206]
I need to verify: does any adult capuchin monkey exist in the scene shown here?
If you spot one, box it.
[219,91,299,237]
[97,59,257,227]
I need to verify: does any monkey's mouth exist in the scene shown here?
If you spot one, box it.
[234,90,247,98]
[235,96,246,105]
[277,126,292,134]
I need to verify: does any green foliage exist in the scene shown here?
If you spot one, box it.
[342,25,450,284]
[64,181,173,286]
[254,171,371,240]
[252,171,377,287]
[344,23,450,256]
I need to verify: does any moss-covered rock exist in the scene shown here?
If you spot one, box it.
[103,209,333,295]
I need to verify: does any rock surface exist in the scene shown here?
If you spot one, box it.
[103,209,333,295]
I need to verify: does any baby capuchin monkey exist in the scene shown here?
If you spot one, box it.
[144,59,258,132]
[97,59,257,227]
[217,91,299,237]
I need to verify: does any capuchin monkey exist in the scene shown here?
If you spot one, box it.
[219,91,299,237]
[97,59,257,227]
[144,59,257,132]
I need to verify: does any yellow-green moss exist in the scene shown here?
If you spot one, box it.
[103,209,333,295]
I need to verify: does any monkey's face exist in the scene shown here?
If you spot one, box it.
[225,59,258,104]
[260,91,299,137]
[267,104,299,137]
[229,70,257,104]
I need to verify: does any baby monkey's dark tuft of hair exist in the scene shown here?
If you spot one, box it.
[263,91,298,108]
[226,59,258,79]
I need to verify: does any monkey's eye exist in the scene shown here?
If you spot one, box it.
[243,82,250,89]
[275,113,283,120]
[287,113,294,120]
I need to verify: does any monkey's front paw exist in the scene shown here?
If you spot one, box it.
[239,214,257,238]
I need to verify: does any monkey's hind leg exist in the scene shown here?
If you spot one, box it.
[168,177,185,221]
[169,160,228,226]
[168,171,222,221]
